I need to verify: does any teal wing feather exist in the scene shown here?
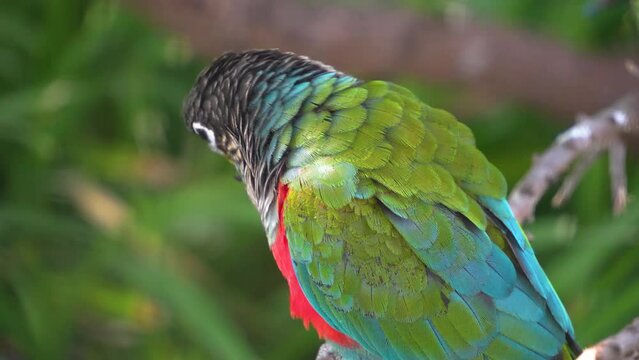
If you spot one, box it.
[279,76,575,359]
[479,196,575,337]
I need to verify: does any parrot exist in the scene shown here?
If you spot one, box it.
[182,49,581,360]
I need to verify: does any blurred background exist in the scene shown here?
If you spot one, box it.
[0,0,637,359]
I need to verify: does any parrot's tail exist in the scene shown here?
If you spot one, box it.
[562,335,582,359]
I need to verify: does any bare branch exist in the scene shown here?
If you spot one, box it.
[577,318,639,360]
[552,148,601,208]
[316,343,341,360]
[609,138,628,215]
[508,93,639,223]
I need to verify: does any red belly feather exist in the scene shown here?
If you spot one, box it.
[271,183,356,347]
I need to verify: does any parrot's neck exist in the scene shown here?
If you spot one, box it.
[242,164,281,245]
[236,67,345,243]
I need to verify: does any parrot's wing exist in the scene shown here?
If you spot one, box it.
[281,81,575,359]
[284,187,569,359]
[478,196,575,337]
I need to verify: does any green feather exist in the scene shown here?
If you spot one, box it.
[325,87,368,110]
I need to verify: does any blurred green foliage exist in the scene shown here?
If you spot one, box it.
[0,0,637,359]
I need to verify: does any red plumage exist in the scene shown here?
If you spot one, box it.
[272,183,356,347]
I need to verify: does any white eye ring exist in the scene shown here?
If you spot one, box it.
[192,122,221,153]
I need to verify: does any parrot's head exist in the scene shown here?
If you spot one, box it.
[182,49,338,238]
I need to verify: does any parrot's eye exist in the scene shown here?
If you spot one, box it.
[192,122,223,155]
[194,128,209,141]
[192,122,216,145]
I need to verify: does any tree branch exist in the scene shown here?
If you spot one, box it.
[508,92,639,223]
[316,343,341,360]
[577,318,639,360]
[123,0,637,119]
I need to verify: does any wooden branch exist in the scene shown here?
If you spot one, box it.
[316,343,341,360]
[123,0,637,119]
[577,318,639,360]
[508,92,639,223]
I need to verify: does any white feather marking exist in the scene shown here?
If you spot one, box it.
[192,122,221,153]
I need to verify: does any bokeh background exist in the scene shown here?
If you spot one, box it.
[1,0,638,359]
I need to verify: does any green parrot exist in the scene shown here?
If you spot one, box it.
[183,49,581,359]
